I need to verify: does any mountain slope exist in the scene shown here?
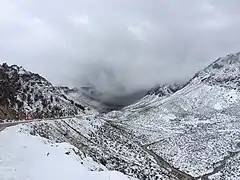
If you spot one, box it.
[0,124,137,180]
[2,53,240,180]
[0,63,85,120]
[17,116,185,180]
[190,52,240,88]
[104,53,240,178]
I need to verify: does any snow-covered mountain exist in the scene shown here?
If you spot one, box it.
[190,52,240,88]
[106,53,240,179]
[2,53,240,180]
[0,63,85,120]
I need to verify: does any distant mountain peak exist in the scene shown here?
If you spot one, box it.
[190,52,240,89]
[146,83,186,97]
[144,53,240,99]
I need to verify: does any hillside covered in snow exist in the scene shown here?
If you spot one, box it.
[2,53,240,180]
[106,53,240,179]
[0,124,137,180]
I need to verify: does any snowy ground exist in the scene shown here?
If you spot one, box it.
[106,83,240,178]
[0,125,136,180]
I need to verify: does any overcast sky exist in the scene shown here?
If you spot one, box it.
[1,0,240,93]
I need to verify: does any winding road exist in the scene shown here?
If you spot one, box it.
[0,116,77,132]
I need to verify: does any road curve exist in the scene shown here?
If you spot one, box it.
[0,122,20,132]
[0,116,77,132]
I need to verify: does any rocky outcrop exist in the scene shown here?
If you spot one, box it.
[146,83,186,97]
[190,53,240,89]
[0,63,85,120]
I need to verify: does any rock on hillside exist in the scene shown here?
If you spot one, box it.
[0,63,85,120]
[146,83,186,97]
[190,52,240,88]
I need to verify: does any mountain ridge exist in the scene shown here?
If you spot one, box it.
[0,63,85,120]
[104,52,240,178]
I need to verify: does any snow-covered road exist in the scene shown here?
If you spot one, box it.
[0,116,77,132]
[0,122,19,132]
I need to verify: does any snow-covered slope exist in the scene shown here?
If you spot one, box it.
[190,52,240,88]
[105,53,240,179]
[0,63,85,120]
[0,124,137,180]
[2,53,240,180]
[22,116,181,180]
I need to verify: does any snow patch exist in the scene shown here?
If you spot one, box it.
[214,103,222,110]
[0,125,137,180]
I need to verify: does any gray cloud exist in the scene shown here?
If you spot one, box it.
[1,0,240,96]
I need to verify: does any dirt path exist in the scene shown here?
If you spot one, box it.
[104,119,195,180]
[137,141,195,180]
